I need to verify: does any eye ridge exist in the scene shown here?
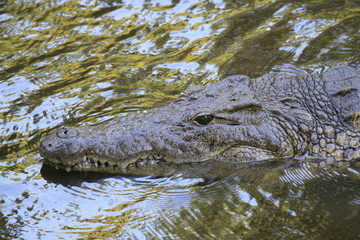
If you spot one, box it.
[194,115,214,125]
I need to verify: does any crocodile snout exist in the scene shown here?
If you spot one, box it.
[40,127,86,166]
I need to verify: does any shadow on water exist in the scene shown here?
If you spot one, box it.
[144,164,360,239]
[39,158,360,239]
[40,162,121,186]
[38,156,360,238]
[38,157,299,186]
[118,160,360,239]
[1,0,360,239]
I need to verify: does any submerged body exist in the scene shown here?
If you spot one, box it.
[40,66,360,176]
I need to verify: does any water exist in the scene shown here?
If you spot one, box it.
[1,0,360,239]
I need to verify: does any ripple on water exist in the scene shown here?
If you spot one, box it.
[1,0,360,239]
[20,174,204,238]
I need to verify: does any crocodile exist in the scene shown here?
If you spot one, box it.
[40,66,360,177]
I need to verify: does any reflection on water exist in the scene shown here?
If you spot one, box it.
[0,0,359,239]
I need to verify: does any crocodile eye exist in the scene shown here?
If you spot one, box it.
[193,115,214,125]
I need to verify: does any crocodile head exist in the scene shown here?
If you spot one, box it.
[40,67,360,176]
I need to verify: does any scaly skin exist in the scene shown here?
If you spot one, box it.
[40,66,360,176]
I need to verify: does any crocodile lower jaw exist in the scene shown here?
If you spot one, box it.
[48,154,166,173]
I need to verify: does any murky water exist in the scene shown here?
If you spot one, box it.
[1,0,360,239]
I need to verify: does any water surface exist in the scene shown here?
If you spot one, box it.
[1,0,360,239]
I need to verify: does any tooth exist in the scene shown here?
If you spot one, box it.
[65,166,71,172]
[117,162,124,169]
[54,165,59,170]
[153,154,162,159]
[83,155,87,162]
[149,160,156,165]
[85,161,91,169]
[137,161,145,167]
[139,154,148,160]
[148,155,154,160]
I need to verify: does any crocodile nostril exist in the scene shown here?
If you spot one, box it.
[57,127,79,138]
[40,139,55,154]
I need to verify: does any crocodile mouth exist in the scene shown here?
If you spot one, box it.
[44,144,284,173]
[47,154,167,173]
